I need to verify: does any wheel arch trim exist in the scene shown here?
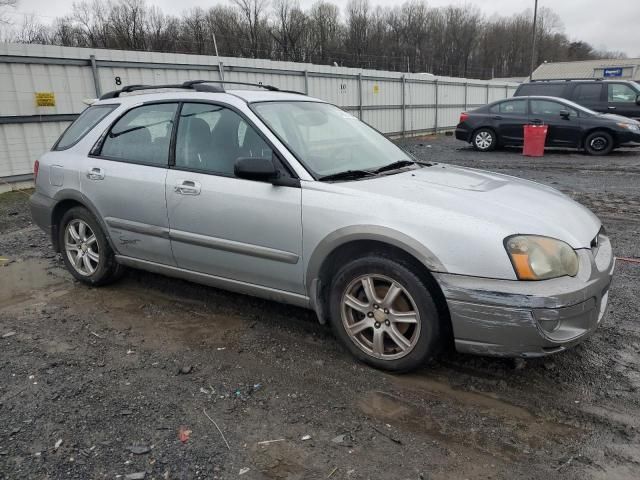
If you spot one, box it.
[50,189,119,254]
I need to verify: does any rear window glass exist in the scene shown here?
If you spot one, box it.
[54,105,117,150]
[490,100,527,114]
[516,83,566,97]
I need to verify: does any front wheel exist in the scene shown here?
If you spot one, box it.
[584,130,614,156]
[59,206,124,286]
[328,256,442,372]
[472,128,498,152]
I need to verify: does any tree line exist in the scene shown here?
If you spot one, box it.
[3,0,627,79]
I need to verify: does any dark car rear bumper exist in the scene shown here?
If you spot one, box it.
[455,126,471,142]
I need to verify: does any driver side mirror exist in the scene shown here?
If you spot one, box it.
[234,155,279,182]
[559,109,571,119]
[636,94,640,106]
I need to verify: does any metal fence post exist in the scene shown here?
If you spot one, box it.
[219,61,225,82]
[401,75,406,137]
[358,73,363,120]
[304,70,309,95]
[89,55,101,97]
[505,84,509,99]
[464,82,468,111]
[434,79,439,134]
[486,83,490,104]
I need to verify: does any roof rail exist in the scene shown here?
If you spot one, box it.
[530,78,604,83]
[99,80,305,100]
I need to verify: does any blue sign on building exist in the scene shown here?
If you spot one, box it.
[603,67,623,77]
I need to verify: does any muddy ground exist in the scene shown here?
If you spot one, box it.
[1,136,639,480]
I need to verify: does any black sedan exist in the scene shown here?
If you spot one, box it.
[455,96,640,155]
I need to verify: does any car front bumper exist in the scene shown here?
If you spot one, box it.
[617,130,640,146]
[433,235,615,358]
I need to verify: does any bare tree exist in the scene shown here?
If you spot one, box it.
[231,0,269,58]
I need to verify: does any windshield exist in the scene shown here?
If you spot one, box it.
[252,101,411,177]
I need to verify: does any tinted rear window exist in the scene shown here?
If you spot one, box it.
[54,105,117,150]
[516,83,566,97]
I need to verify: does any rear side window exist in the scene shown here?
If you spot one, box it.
[100,103,178,166]
[54,105,117,150]
[573,84,603,102]
[516,83,566,97]
[490,100,527,114]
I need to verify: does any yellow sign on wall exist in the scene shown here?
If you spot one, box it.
[373,84,380,94]
[35,92,56,107]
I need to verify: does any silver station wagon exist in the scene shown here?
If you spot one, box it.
[30,81,615,371]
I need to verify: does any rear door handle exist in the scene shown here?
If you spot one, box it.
[492,115,503,120]
[174,179,201,195]
[531,118,543,124]
[608,106,617,110]
[87,167,105,180]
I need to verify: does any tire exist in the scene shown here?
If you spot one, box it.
[584,130,614,156]
[328,255,442,372]
[58,206,124,286]
[472,128,497,152]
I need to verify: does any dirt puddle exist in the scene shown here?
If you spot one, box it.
[0,258,69,309]
[359,373,582,463]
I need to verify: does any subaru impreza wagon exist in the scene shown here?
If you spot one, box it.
[30,80,614,371]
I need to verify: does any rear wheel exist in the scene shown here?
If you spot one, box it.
[59,206,124,286]
[584,130,614,156]
[328,255,441,372]
[472,128,497,152]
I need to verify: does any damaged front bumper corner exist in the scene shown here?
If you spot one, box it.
[433,236,615,358]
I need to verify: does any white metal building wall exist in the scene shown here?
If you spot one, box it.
[0,43,518,180]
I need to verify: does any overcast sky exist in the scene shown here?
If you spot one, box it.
[6,0,640,57]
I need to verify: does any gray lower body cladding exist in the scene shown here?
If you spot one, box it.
[433,245,615,358]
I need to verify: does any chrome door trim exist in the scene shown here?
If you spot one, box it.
[169,229,300,264]
[114,255,310,308]
[105,217,170,239]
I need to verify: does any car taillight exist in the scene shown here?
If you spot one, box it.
[34,159,40,181]
[459,112,469,123]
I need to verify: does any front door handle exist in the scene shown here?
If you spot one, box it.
[87,167,105,180]
[492,115,503,120]
[608,106,617,110]
[530,118,543,124]
[174,179,201,195]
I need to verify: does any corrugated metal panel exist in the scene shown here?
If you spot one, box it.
[0,121,69,177]
[0,43,518,178]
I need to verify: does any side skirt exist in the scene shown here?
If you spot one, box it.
[115,255,311,309]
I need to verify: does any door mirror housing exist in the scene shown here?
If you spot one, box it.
[636,94,640,106]
[234,156,279,182]
[559,109,571,119]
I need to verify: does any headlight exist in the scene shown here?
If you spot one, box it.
[617,122,640,131]
[505,235,579,280]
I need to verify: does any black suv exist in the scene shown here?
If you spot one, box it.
[514,80,640,119]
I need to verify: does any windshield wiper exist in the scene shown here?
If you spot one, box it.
[318,169,377,182]
[373,159,417,174]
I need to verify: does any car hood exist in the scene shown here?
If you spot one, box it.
[335,164,601,248]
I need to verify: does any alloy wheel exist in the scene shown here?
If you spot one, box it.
[475,131,493,150]
[64,219,100,276]
[341,274,421,360]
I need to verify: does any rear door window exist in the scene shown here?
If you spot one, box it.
[54,105,117,150]
[490,100,527,114]
[573,84,603,102]
[100,103,178,166]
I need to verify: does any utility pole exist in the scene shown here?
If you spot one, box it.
[529,0,539,81]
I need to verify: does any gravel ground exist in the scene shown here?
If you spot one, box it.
[1,136,639,480]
